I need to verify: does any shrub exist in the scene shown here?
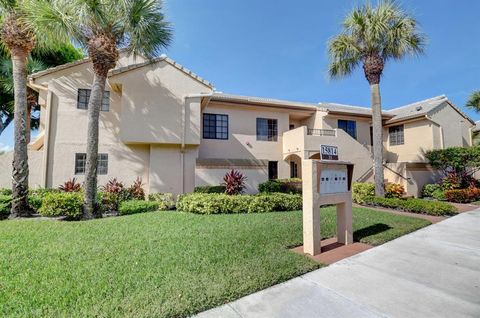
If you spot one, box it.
[258,180,282,193]
[422,183,442,198]
[385,183,405,198]
[352,182,375,204]
[193,185,226,194]
[223,169,247,195]
[100,178,131,212]
[0,195,11,216]
[28,188,61,212]
[0,188,12,195]
[59,178,82,192]
[363,196,457,216]
[119,200,160,215]
[128,177,145,200]
[28,196,43,211]
[444,188,480,203]
[148,193,176,210]
[431,189,446,201]
[38,192,83,219]
[176,193,302,214]
[440,172,462,190]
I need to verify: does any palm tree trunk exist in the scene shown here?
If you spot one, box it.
[26,104,31,144]
[10,52,32,217]
[83,73,107,219]
[371,83,385,197]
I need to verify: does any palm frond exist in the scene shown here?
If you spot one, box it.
[466,91,480,112]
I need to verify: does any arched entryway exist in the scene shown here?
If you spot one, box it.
[284,154,302,179]
[309,153,320,160]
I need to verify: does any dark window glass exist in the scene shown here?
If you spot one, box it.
[203,113,228,140]
[389,125,405,146]
[338,119,357,139]
[290,161,298,178]
[370,126,373,146]
[77,89,110,111]
[268,161,278,180]
[257,118,278,141]
[289,124,295,130]
[97,154,108,175]
[74,153,108,175]
[75,153,87,175]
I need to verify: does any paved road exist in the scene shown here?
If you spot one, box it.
[195,210,480,318]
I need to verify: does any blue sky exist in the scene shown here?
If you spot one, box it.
[1,0,479,150]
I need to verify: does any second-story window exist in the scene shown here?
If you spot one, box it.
[203,113,228,140]
[77,89,110,111]
[338,119,357,139]
[389,125,405,146]
[257,118,278,141]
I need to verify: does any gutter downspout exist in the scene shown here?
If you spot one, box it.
[42,90,53,188]
[181,93,213,193]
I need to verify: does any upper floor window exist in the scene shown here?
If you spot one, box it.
[77,89,110,111]
[75,153,108,175]
[389,125,404,146]
[203,113,228,140]
[257,118,278,141]
[338,119,357,139]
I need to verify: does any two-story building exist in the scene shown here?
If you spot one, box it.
[0,52,474,197]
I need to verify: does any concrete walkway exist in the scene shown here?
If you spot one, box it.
[195,210,480,318]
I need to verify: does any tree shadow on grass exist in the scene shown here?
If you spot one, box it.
[353,223,391,241]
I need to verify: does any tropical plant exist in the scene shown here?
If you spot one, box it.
[128,177,145,200]
[328,0,426,197]
[466,90,480,112]
[0,0,71,217]
[59,178,82,192]
[33,0,172,218]
[223,169,247,195]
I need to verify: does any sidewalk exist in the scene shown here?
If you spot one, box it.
[195,210,480,318]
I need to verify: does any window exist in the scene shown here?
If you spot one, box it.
[74,153,108,175]
[203,113,228,139]
[289,124,295,130]
[77,89,110,111]
[74,153,87,175]
[338,119,357,139]
[389,125,404,146]
[268,161,278,180]
[97,154,108,175]
[257,118,278,141]
[290,161,298,178]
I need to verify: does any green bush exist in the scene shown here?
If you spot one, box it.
[0,188,12,195]
[258,180,282,193]
[148,193,176,210]
[352,182,375,204]
[176,193,302,214]
[258,179,302,194]
[422,183,442,198]
[28,196,43,211]
[0,195,11,216]
[363,196,457,216]
[38,192,83,219]
[118,200,160,216]
[193,185,226,194]
[431,189,446,201]
[98,190,131,212]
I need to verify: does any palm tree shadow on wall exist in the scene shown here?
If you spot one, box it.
[353,223,391,242]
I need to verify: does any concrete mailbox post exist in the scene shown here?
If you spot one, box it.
[302,154,354,256]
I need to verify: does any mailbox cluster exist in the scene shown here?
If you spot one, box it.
[319,165,348,194]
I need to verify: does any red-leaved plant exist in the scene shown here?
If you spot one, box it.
[102,178,125,194]
[59,178,82,192]
[223,169,247,195]
[129,177,145,200]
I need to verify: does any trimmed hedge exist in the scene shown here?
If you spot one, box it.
[193,185,226,194]
[177,193,302,214]
[352,182,375,204]
[38,192,83,219]
[444,188,480,203]
[119,200,160,215]
[148,193,176,210]
[258,178,302,194]
[421,183,442,198]
[0,195,11,216]
[0,188,12,196]
[363,196,457,216]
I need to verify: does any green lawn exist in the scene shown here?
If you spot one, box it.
[0,207,430,317]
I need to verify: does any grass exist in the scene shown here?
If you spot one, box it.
[0,207,430,317]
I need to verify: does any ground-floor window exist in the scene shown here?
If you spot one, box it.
[268,161,278,179]
[290,161,298,178]
[75,153,109,175]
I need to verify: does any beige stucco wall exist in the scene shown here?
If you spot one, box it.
[198,101,291,179]
[195,166,268,194]
[384,119,434,163]
[113,60,211,145]
[0,151,44,189]
[322,114,372,148]
[429,102,472,147]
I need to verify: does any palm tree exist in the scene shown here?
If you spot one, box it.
[466,91,480,112]
[35,0,172,218]
[0,0,69,217]
[328,0,426,197]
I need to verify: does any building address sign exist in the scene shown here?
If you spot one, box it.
[320,145,338,160]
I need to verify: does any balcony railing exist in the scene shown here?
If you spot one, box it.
[307,128,336,136]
